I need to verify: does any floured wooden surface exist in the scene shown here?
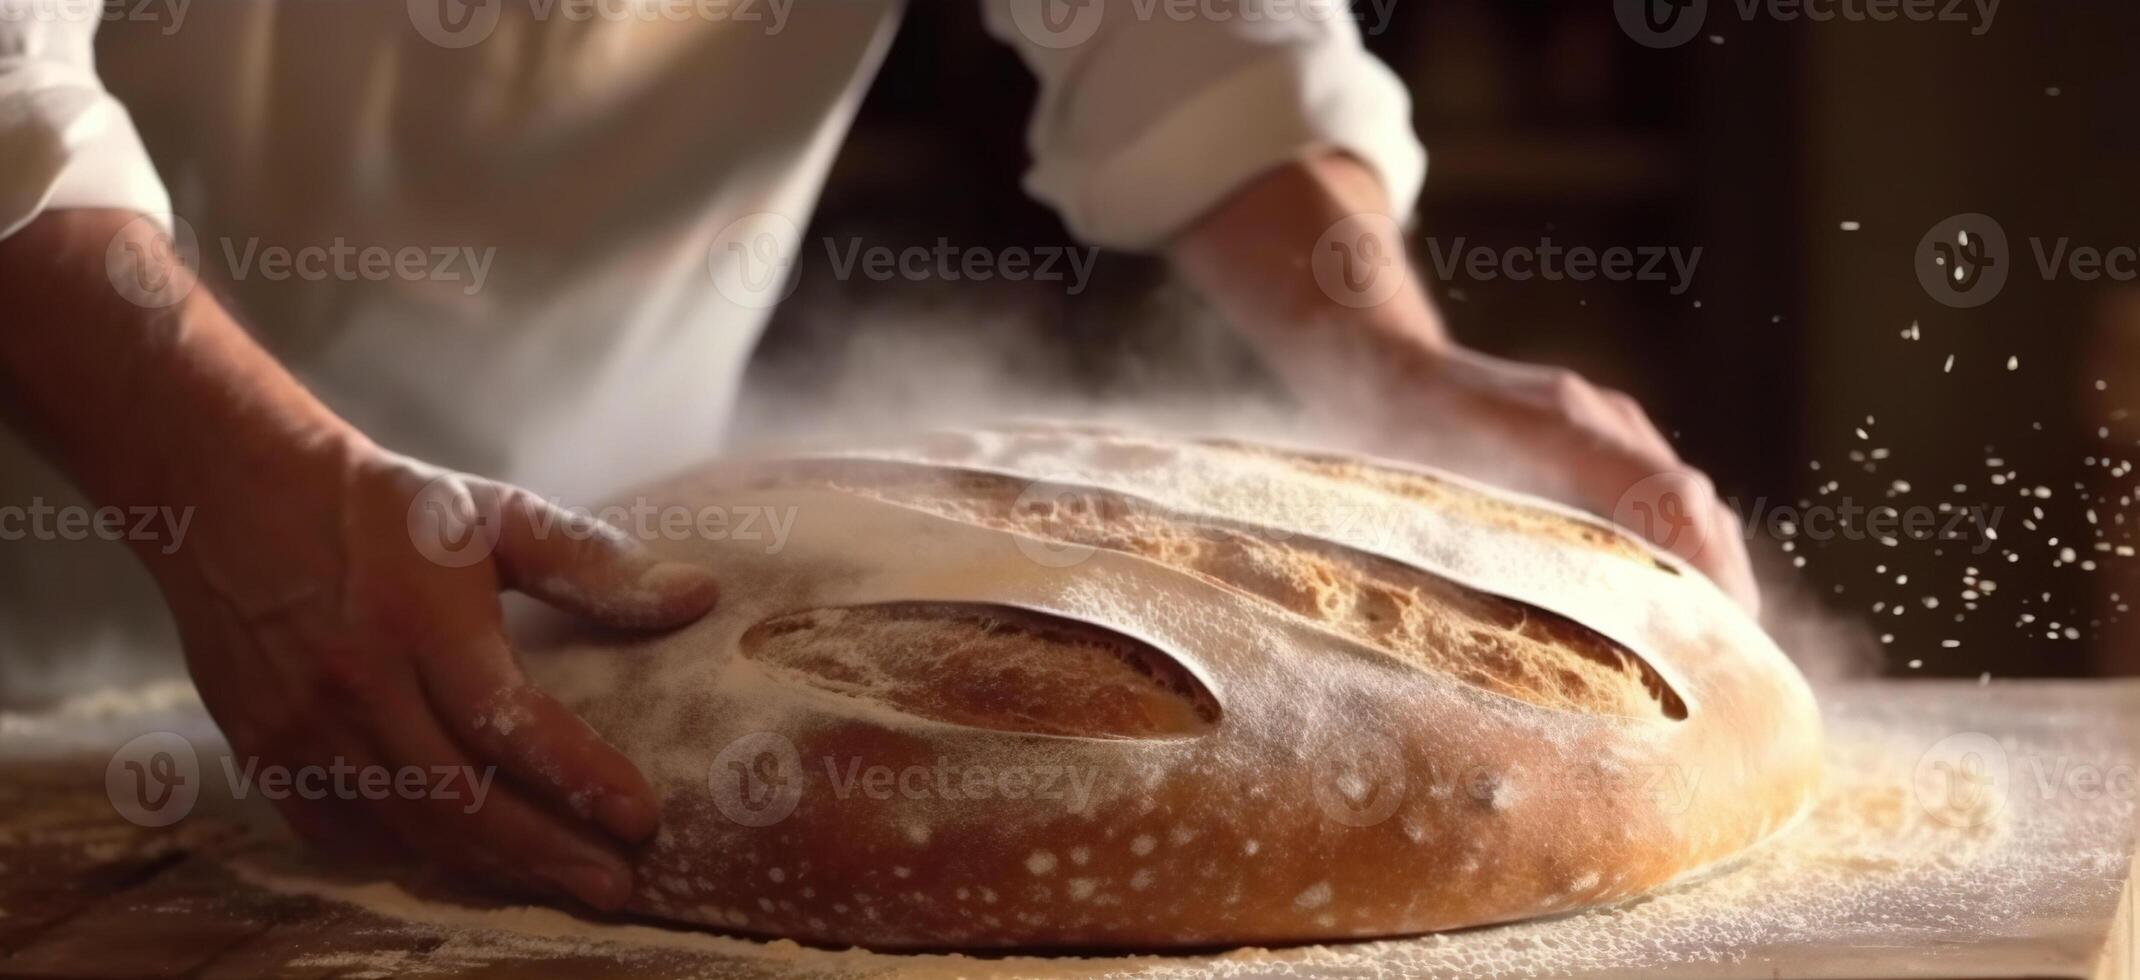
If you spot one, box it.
[2,679,2133,978]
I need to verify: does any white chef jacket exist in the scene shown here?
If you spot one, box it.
[0,0,1424,701]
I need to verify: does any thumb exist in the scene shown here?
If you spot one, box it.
[492,488,719,630]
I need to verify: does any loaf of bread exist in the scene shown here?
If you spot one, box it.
[519,425,1822,949]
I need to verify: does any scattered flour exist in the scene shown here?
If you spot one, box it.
[222,692,2121,979]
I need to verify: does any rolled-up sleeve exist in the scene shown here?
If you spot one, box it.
[983,0,1425,251]
[0,2,168,241]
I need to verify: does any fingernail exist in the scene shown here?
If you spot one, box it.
[560,861,633,911]
[597,790,659,844]
[638,561,717,604]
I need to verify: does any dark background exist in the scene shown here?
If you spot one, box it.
[740,0,2140,680]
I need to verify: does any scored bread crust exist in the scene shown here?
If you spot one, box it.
[519,426,1822,949]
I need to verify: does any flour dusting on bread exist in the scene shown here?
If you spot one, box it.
[809,461,1681,720]
[519,425,1822,949]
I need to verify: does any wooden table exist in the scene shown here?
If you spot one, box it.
[3,681,2136,979]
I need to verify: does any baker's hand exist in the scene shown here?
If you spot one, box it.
[0,210,716,908]
[158,439,718,909]
[1166,154,1759,612]
[1353,344,1760,612]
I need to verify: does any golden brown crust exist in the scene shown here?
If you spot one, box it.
[1197,437,1680,572]
[741,602,1220,739]
[813,460,1682,721]
[522,426,1822,950]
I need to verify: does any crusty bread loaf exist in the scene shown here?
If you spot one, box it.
[519,425,1822,949]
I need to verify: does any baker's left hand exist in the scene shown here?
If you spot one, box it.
[1168,153,1760,613]
[1339,340,1761,612]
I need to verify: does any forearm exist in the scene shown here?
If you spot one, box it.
[1166,152,1448,407]
[0,210,361,565]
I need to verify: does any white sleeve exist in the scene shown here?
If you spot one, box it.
[982,1,1425,252]
[0,3,169,241]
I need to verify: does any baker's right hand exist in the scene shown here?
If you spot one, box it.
[157,438,718,909]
